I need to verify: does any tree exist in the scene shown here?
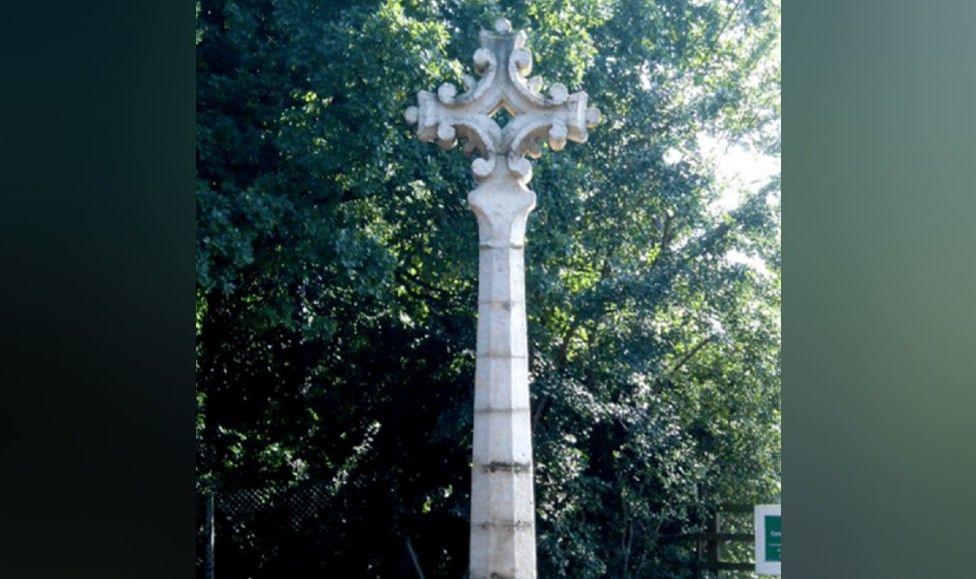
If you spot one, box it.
[196,0,780,576]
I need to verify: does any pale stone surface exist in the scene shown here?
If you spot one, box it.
[405,17,600,579]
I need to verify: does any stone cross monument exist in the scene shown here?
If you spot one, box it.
[405,18,600,579]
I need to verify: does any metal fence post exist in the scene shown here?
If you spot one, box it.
[204,492,215,579]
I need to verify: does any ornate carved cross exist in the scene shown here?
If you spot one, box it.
[405,18,600,579]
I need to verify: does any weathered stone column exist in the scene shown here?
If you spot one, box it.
[468,161,536,577]
[405,18,600,579]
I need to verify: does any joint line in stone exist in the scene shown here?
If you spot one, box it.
[474,521,535,530]
[479,243,525,250]
[477,461,533,474]
[478,299,524,307]
[473,407,531,414]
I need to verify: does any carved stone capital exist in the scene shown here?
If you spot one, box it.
[467,167,537,248]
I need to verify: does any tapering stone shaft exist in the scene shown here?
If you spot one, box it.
[469,173,536,579]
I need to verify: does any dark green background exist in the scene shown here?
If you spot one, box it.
[765,515,780,562]
[785,0,976,577]
[0,1,195,578]
[1,1,974,577]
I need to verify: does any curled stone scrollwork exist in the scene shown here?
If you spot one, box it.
[405,18,601,184]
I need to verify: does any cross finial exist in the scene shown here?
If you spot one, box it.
[494,17,513,34]
[405,20,601,184]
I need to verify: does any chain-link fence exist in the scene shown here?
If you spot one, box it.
[196,483,339,579]
[196,491,761,578]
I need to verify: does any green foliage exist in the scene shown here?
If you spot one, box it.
[196,0,780,576]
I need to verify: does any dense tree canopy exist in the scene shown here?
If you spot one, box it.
[196,0,780,576]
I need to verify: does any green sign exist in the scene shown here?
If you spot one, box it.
[764,515,782,562]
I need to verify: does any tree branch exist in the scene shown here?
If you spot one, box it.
[405,536,426,579]
[695,0,746,81]
[668,335,715,377]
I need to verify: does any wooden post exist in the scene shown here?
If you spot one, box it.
[706,511,721,579]
[715,511,723,579]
